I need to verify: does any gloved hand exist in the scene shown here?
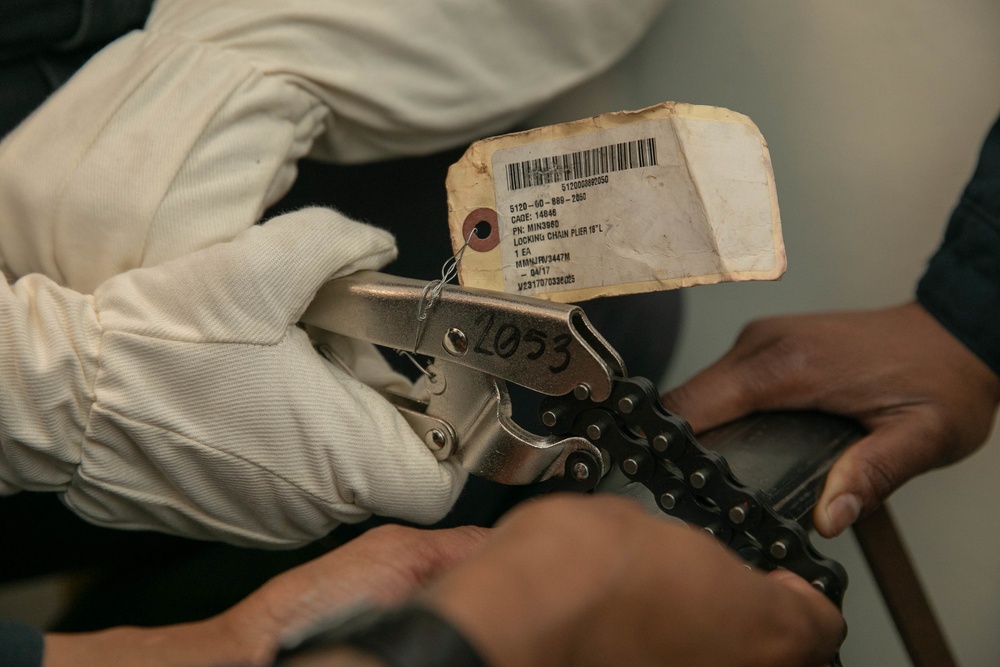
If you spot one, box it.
[0,0,669,292]
[0,208,466,547]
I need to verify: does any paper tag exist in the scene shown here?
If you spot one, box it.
[446,102,785,302]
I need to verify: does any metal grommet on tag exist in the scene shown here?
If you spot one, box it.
[462,208,499,252]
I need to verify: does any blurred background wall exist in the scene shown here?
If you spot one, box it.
[529,1,1000,664]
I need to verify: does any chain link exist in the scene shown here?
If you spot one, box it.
[541,376,848,608]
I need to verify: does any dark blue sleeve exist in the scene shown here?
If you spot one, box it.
[0,620,44,667]
[0,0,154,57]
[917,115,1000,375]
[0,0,155,140]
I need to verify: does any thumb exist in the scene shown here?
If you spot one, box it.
[661,349,808,434]
[768,569,847,664]
[97,207,397,341]
[813,421,940,537]
[215,207,399,325]
[660,358,751,433]
[662,316,831,433]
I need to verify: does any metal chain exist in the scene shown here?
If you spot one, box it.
[540,376,848,608]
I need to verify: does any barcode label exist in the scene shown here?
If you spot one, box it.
[505,137,658,191]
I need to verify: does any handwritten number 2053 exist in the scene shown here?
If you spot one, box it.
[473,312,571,373]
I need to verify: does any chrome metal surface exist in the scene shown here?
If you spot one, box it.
[304,270,623,401]
[660,492,677,510]
[572,461,591,481]
[443,328,468,356]
[621,457,639,476]
[414,361,601,484]
[728,505,747,524]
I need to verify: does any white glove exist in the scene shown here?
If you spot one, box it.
[0,0,669,292]
[0,208,466,547]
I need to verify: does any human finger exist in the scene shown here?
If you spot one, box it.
[231,525,491,650]
[661,318,817,433]
[812,419,951,537]
[767,569,846,666]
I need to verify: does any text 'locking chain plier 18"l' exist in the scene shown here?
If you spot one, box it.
[302,271,852,608]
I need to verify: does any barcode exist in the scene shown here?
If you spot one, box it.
[505,137,657,191]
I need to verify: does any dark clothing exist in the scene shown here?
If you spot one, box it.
[0,620,43,667]
[0,0,155,140]
[918,115,1000,375]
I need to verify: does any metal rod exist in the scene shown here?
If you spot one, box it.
[852,503,958,667]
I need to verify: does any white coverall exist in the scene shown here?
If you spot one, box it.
[0,0,668,546]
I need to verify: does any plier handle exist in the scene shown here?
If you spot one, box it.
[302,270,621,484]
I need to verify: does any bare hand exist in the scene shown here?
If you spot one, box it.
[44,524,488,667]
[423,495,844,667]
[661,302,1000,537]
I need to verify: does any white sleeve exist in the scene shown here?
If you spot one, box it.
[0,209,465,547]
[0,0,668,293]
[0,276,99,496]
